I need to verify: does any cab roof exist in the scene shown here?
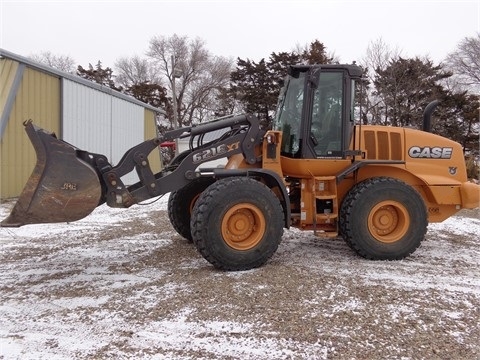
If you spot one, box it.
[288,64,363,79]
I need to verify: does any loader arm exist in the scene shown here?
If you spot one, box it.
[1,115,264,227]
[100,113,263,208]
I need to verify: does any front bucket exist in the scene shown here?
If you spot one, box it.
[1,120,102,227]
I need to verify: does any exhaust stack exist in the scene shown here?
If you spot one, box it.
[422,100,441,132]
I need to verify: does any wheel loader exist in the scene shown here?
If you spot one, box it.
[2,64,479,271]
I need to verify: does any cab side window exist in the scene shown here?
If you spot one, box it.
[276,74,305,155]
[311,72,343,156]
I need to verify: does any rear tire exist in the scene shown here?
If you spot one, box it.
[340,177,427,260]
[191,177,284,271]
[167,177,214,241]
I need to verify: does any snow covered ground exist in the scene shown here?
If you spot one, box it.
[0,197,479,359]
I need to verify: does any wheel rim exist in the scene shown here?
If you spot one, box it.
[189,193,201,214]
[221,203,266,250]
[367,201,410,243]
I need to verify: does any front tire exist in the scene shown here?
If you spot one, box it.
[191,177,284,271]
[340,177,427,260]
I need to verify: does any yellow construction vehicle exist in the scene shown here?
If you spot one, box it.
[2,64,479,270]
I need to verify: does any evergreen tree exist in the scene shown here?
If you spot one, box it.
[125,81,171,114]
[373,57,450,127]
[371,56,478,157]
[433,92,479,156]
[267,51,302,84]
[77,61,122,91]
[230,58,277,126]
[211,86,241,118]
[230,39,332,127]
[302,40,333,64]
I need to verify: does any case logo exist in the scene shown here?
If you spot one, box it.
[408,146,453,159]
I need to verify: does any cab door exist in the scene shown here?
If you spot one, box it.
[303,70,347,159]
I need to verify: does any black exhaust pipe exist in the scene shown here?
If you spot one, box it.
[422,100,441,132]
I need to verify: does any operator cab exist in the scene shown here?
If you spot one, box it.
[273,64,363,159]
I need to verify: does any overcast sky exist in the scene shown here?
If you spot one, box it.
[1,0,479,69]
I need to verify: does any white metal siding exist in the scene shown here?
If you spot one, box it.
[62,79,145,185]
[111,97,144,165]
[62,80,112,156]
[111,98,144,185]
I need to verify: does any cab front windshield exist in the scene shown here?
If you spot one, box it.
[273,72,305,155]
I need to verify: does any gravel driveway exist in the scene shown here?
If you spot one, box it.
[0,200,479,359]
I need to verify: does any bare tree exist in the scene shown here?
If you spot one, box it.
[29,51,76,73]
[443,34,480,160]
[362,38,403,74]
[360,38,403,125]
[444,33,480,93]
[147,34,233,128]
[114,55,162,89]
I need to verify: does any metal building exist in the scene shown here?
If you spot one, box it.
[0,48,164,199]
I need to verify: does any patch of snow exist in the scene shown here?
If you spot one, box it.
[0,197,478,359]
